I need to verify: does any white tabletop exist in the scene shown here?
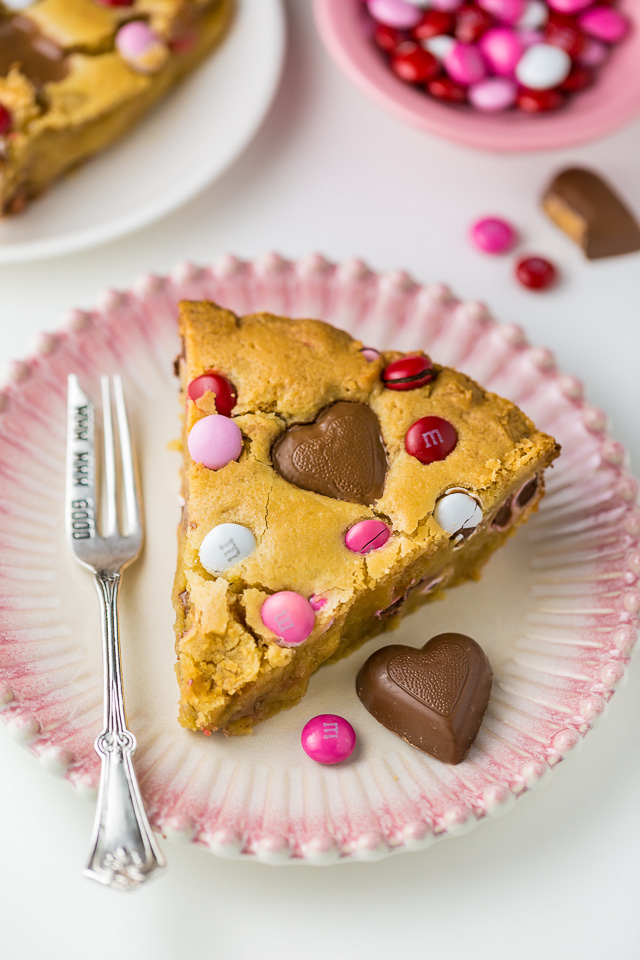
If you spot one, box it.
[1,3,639,957]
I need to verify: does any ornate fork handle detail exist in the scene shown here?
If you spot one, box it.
[85,572,165,890]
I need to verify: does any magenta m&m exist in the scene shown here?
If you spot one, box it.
[187,372,237,417]
[187,414,243,470]
[405,416,458,464]
[470,216,517,253]
[479,27,525,75]
[301,715,357,765]
[261,591,315,646]
[345,519,391,554]
[579,7,629,44]
[444,42,487,84]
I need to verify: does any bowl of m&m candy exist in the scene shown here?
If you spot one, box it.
[314,0,640,150]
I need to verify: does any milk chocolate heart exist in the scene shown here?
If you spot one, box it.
[356,633,492,764]
[271,401,387,505]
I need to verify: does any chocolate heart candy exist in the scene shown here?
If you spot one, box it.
[271,401,387,505]
[356,633,492,764]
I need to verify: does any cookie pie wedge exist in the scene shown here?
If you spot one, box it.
[0,0,234,214]
[173,301,560,734]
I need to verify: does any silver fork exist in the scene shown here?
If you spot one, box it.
[66,374,165,890]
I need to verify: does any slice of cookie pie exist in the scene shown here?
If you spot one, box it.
[173,301,560,734]
[0,0,234,214]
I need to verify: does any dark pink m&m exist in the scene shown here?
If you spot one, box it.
[382,356,435,391]
[187,372,237,417]
[405,416,458,465]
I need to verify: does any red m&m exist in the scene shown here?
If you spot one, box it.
[515,255,558,290]
[405,416,458,464]
[382,355,435,390]
[0,104,12,136]
[187,372,237,417]
[391,42,439,83]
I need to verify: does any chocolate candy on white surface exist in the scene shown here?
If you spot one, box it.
[356,633,493,764]
[542,167,640,260]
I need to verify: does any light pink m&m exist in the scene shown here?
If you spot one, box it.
[477,0,526,24]
[187,414,243,470]
[367,0,423,29]
[301,715,356,765]
[469,76,518,111]
[345,519,391,554]
[470,215,517,252]
[261,591,315,646]
[115,21,168,73]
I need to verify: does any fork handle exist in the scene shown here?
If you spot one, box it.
[85,573,165,890]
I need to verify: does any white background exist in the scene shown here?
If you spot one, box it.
[1,2,639,957]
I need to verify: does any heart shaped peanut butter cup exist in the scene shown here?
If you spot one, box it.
[271,401,387,505]
[356,633,492,764]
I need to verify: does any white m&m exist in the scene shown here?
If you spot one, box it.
[434,490,483,537]
[199,523,256,574]
[515,42,571,90]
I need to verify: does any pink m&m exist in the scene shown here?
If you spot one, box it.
[115,21,168,73]
[468,77,518,111]
[367,0,423,29]
[479,27,525,75]
[547,0,591,13]
[301,715,356,765]
[579,8,629,44]
[470,215,517,253]
[345,519,391,554]
[261,591,315,646]
[187,414,243,470]
[444,41,487,84]
[477,0,526,24]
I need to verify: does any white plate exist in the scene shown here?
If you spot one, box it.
[0,0,286,264]
[0,254,638,865]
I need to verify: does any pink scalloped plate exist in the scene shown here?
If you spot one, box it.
[0,254,638,865]
[314,0,640,152]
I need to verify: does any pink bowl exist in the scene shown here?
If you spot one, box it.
[313,0,640,151]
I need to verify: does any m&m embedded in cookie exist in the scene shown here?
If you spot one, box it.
[187,371,237,417]
[405,416,458,464]
[382,356,436,391]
